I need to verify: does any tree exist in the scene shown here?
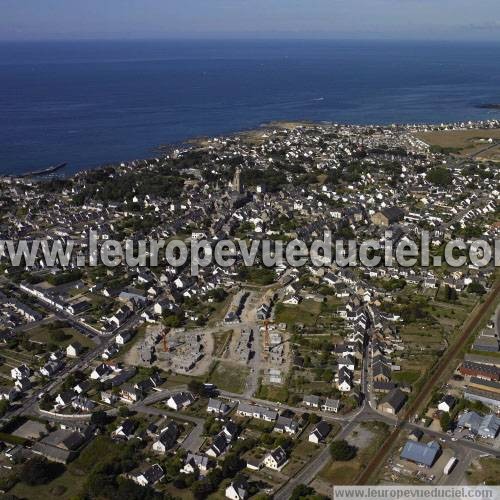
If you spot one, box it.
[467,281,486,295]
[91,410,109,429]
[440,412,452,432]
[21,457,63,485]
[329,440,357,461]
[291,484,316,500]
[426,166,452,186]
[0,399,9,417]
[221,453,245,478]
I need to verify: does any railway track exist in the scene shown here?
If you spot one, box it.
[357,279,500,484]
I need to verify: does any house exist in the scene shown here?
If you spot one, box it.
[337,367,353,392]
[303,395,321,408]
[206,433,228,457]
[438,395,456,413]
[113,419,137,440]
[263,446,288,471]
[400,440,441,467]
[371,207,405,227]
[66,342,84,358]
[101,391,118,405]
[274,416,299,435]
[207,398,230,415]
[40,360,63,377]
[152,421,179,453]
[31,427,92,464]
[181,453,212,475]
[225,477,249,500]
[15,377,31,392]
[321,398,341,413]
[309,421,332,444]
[222,421,239,442]
[166,392,194,411]
[116,330,134,345]
[378,388,407,415]
[90,363,112,380]
[72,396,95,412]
[74,380,92,394]
[237,402,278,422]
[11,364,31,381]
[55,391,75,407]
[120,384,144,403]
[0,386,19,402]
[373,363,392,383]
[408,429,423,442]
[132,464,164,487]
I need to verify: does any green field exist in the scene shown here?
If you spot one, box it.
[207,361,249,394]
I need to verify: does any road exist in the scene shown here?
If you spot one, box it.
[274,419,358,500]
[357,279,500,484]
[132,404,205,453]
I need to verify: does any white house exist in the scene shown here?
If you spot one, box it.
[66,342,84,358]
[166,392,194,411]
[132,464,164,487]
[225,478,249,500]
[263,447,288,471]
[11,364,31,381]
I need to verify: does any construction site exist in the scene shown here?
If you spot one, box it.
[125,324,214,376]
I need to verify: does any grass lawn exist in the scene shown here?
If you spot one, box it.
[207,361,249,394]
[28,324,95,349]
[10,468,87,500]
[256,383,289,403]
[275,300,322,327]
[466,457,500,485]
[392,370,421,384]
[319,422,388,485]
[213,329,233,357]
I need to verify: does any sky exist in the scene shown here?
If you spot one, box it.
[1,0,500,41]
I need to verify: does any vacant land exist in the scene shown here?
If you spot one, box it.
[415,129,500,159]
[466,457,500,485]
[207,360,249,393]
[319,422,389,485]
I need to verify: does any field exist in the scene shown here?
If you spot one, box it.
[9,469,87,500]
[415,129,500,160]
[207,360,249,393]
[466,457,500,485]
[318,422,389,485]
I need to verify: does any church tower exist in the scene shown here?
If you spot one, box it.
[232,167,242,194]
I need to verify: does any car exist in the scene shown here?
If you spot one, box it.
[451,437,458,441]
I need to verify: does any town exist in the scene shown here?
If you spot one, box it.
[0,118,498,499]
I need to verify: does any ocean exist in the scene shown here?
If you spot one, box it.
[0,39,499,175]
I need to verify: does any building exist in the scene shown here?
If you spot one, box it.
[438,395,456,413]
[371,207,405,227]
[457,411,500,438]
[132,464,164,487]
[400,440,441,467]
[263,446,288,471]
[309,421,331,444]
[378,388,407,415]
[321,398,341,413]
[303,395,321,408]
[166,392,194,411]
[225,477,249,500]
[460,361,500,381]
[207,398,230,415]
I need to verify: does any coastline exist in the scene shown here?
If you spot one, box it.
[4,117,500,182]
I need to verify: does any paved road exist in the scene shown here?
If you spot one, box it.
[274,419,359,500]
[133,404,205,453]
[357,280,500,484]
